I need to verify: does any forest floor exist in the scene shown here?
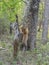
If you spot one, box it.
[0,31,49,65]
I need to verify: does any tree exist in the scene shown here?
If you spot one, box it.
[42,0,49,44]
[38,2,44,32]
[23,0,40,50]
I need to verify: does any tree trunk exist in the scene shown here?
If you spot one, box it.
[27,0,40,50]
[42,0,49,44]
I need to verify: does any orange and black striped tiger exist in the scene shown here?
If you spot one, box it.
[20,25,29,51]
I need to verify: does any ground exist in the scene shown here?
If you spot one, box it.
[0,30,49,65]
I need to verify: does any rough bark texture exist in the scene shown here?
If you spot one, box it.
[26,0,40,50]
[42,0,49,44]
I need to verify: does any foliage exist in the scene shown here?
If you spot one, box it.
[0,0,25,22]
[0,34,49,65]
[38,2,45,21]
[0,0,25,34]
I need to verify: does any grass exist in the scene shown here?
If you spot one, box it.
[0,30,49,65]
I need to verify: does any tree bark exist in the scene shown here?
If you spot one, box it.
[28,0,40,50]
[42,0,49,44]
[24,0,40,50]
